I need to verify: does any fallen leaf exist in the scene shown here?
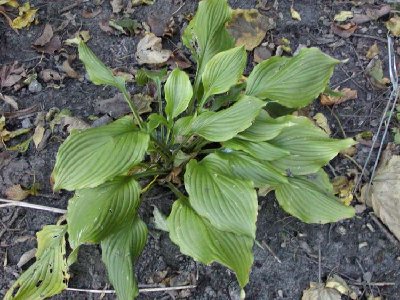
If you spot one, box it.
[393,128,400,145]
[133,93,153,114]
[99,19,114,34]
[33,24,53,46]
[326,275,357,300]
[0,116,31,145]
[386,15,400,37]
[62,59,80,79]
[332,176,354,206]
[0,0,19,8]
[152,206,169,232]
[56,12,76,31]
[82,7,102,19]
[39,69,63,82]
[7,136,32,152]
[94,93,130,118]
[110,18,141,35]
[313,112,331,135]
[11,2,37,29]
[168,51,192,69]
[110,0,123,13]
[320,87,358,106]
[132,0,154,6]
[366,43,379,59]
[0,62,26,88]
[65,30,91,45]
[366,146,400,241]
[32,125,45,148]
[290,6,301,21]
[334,11,353,22]
[61,116,90,133]
[302,282,341,300]
[331,22,357,38]
[0,92,18,109]
[352,5,391,24]
[365,58,390,89]
[4,184,31,201]
[135,33,172,65]
[17,248,37,268]
[226,9,275,51]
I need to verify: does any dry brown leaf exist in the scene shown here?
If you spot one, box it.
[320,87,358,106]
[33,34,62,54]
[33,24,53,46]
[135,33,172,65]
[352,5,391,24]
[82,7,102,19]
[365,58,390,89]
[366,43,379,59]
[0,62,26,88]
[11,2,37,29]
[133,93,153,115]
[302,282,341,300]
[367,147,400,241]
[0,92,18,109]
[4,184,31,201]
[62,59,80,79]
[331,22,357,38]
[32,125,45,148]
[386,15,400,37]
[39,69,63,82]
[226,9,275,51]
[326,275,357,299]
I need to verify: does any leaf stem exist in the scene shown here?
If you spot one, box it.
[121,87,143,129]
[165,182,186,200]
[150,135,172,161]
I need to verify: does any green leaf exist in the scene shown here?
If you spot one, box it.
[164,69,193,120]
[185,159,258,238]
[136,68,167,86]
[183,0,234,77]
[101,217,147,300]
[5,225,68,300]
[223,138,289,161]
[236,110,298,142]
[168,199,253,288]
[187,95,265,142]
[52,116,149,191]
[275,176,355,223]
[213,151,288,187]
[201,46,246,101]
[78,41,125,90]
[67,176,141,248]
[245,47,339,108]
[268,116,355,175]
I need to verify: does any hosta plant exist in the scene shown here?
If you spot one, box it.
[6,0,356,299]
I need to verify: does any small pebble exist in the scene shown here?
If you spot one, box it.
[278,290,284,298]
[337,225,347,235]
[28,80,42,93]
[359,242,368,249]
[21,118,32,128]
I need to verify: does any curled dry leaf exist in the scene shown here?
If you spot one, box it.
[0,92,19,109]
[302,282,341,300]
[290,6,301,21]
[62,59,80,79]
[0,62,26,88]
[366,43,379,59]
[386,15,400,37]
[326,275,357,300]
[39,69,63,82]
[352,5,391,24]
[313,112,331,135]
[226,9,275,51]
[332,176,354,206]
[135,33,172,65]
[11,2,37,29]
[366,146,400,241]
[320,87,358,106]
[331,22,357,38]
[32,25,61,54]
[4,184,31,201]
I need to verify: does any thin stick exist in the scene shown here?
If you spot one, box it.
[261,240,282,264]
[0,199,66,214]
[350,281,395,287]
[66,285,197,294]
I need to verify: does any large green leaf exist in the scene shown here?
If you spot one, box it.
[184,95,265,142]
[213,151,288,187]
[164,69,193,120]
[223,138,289,161]
[245,48,339,108]
[78,41,125,90]
[168,199,253,288]
[5,226,68,300]
[52,116,149,191]
[67,176,141,248]
[236,110,298,142]
[275,176,355,223]
[268,117,355,175]
[185,159,257,238]
[201,46,246,102]
[182,0,234,78]
[101,217,147,300]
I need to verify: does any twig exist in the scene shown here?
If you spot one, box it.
[350,281,395,287]
[352,33,387,43]
[66,285,197,294]
[0,199,66,214]
[261,240,282,264]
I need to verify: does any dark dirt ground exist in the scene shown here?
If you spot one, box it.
[1,0,400,299]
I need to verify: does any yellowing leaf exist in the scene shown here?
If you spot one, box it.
[7,136,32,153]
[386,15,400,37]
[226,9,275,51]
[302,282,341,300]
[334,11,353,22]
[290,6,301,21]
[365,58,390,89]
[332,176,354,206]
[313,112,331,135]
[4,184,31,201]
[11,2,37,29]
[366,43,379,59]
[32,125,45,148]
[0,0,18,7]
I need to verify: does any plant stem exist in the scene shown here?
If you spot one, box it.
[155,79,165,139]
[121,88,143,129]
[150,135,172,161]
[133,170,168,179]
[166,182,186,199]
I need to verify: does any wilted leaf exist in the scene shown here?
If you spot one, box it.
[33,24,53,47]
[39,69,63,82]
[320,87,358,106]
[11,2,37,29]
[366,43,379,59]
[290,6,301,21]
[353,5,391,24]
[302,282,341,300]
[60,116,89,133]
[4,184,31,201]
[334,11,353,22]
[226,9,275,51]
[0,93,18,109]
[313,112,331,135]
[367,148,400,240]
[326,275,357,299]
[136,33,172,65]
[32,125,45,148]
[365,58,390,89]
[0,0,18,8]
[62,59,80,79]
[331,22,357,38]
[386,15,400,37]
